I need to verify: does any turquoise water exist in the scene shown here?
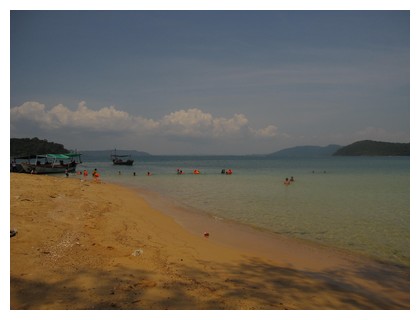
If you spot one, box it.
[76,156,410,266]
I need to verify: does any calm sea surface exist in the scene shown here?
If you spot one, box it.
[76,156,410,266]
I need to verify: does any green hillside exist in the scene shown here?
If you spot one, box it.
[333,140,409,156]
[10,137,69,157]
[268,144,341,157]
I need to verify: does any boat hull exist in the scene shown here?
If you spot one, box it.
[20,162,78,174]
[112,159,134,166]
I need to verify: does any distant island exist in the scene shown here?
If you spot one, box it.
[10,137,69,157]
[267,140,409,157]
[267,144,342,157]
[333,140,410,156]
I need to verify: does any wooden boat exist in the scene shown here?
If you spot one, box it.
[111,149,134,166]
[20,153,82,174]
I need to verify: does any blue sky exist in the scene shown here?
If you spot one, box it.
[10,10,410,154]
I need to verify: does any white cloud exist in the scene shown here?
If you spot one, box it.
[10,101,278,140]
[253,125,279,138]
[65,102,160,132]
[161,108,213,136]
[10,101,159,132]
[10,101,50,128]
[161,108,251,138]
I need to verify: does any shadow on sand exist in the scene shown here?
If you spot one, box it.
[11,256,409,310]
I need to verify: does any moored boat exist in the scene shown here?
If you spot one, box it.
[111,149,134,166]
[20,153,82,174]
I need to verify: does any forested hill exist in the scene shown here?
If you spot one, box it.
[10,137,69,157]
[267,144,341,157]
[333,140,409,156]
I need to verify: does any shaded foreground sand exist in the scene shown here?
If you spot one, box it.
[10,173,409,309]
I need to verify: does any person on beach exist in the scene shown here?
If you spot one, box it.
[11,160,17,172]
[83,170,88,177]
[91,168,100,182]
[284,178,290,185]
[290,176,294,182]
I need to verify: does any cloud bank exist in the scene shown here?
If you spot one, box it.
[10,101,408,154]
[10,101,278,140]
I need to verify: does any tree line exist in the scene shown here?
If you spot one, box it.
[333,140,409,156]
[10,137,69,158]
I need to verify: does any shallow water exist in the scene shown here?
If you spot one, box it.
[76,156,410,266]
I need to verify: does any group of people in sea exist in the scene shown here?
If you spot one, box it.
[74,168,297,188]
[221,169,233,175]
[117,171,152,176]
[75,169,101,181]
[72,168,299,187]
[283,176,295,186]
[176,168,233,175]
[74,167,237,178]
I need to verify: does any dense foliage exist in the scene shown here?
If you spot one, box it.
[333,140,409,156]
[10,137,69,157]
[268,144,341,157]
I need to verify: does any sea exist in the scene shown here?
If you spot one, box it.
[75,155,410,266]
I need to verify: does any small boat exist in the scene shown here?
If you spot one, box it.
[111,149,134,166]
[20,153,82,174]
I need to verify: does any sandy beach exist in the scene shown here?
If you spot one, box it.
[10,173,409,310]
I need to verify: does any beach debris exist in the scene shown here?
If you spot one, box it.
[131,248,144,256]
[10,229,18,238]
[203,232,210,238]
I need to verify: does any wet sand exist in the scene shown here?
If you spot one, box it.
[10,173,409,309]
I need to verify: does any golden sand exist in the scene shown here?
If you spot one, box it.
[10,173,409,309]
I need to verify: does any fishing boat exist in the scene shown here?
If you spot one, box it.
[111,149,134,166]
[20,153,82,174]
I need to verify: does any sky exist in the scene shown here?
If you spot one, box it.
[9,10,410,155]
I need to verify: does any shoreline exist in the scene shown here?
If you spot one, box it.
[115,179,409,269]
[10,173,409,309]
[103,165,409,268]
[130,185,385,270]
